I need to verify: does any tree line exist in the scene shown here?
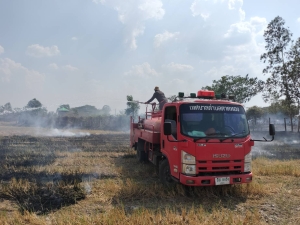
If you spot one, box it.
[0,99,130,131]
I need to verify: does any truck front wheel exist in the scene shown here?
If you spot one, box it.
[159,160,174,186]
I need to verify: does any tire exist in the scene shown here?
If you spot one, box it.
[159,159,174,186]
[137,139,148,162]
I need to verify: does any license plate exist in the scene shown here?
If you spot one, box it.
[215,177,230,185]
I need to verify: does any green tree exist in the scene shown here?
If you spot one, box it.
[125,95,140,119]
[268,99,298,119]
[286,38,300,109]
[260,16,300,130]
[0,103,12,113]
[26,98,42,108]
[246,106,264,125]
[261,16,292,101]
[102,105,111,115]
[202,74,264,103]
[4,103,12,111]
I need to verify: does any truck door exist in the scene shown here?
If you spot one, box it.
[162,106,180,179]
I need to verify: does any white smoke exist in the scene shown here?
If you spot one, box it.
[84,182,92,194]
[45,129,90,137]
[0,106,45,116]
[251,141,275,158]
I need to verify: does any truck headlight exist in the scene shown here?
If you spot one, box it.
[182,151,196,164]
[244,152,251,163]
[244,163,251,172]
[182,164,196,175]
[244,152,252,172]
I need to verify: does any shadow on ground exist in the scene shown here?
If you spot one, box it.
[112,152,249,215]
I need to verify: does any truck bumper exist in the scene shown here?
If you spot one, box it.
[179,172,252,186]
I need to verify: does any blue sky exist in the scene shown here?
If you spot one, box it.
[1,0,300,112]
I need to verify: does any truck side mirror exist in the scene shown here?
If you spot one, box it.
[251,123,275,142]
[164,122,172,135]
[269,124,275,136]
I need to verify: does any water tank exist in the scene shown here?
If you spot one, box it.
[143,117,161,132]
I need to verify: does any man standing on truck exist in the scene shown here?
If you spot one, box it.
[145,86,168,110]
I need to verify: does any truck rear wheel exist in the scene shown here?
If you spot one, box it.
[159,159,174,186]
[137,139,148,162]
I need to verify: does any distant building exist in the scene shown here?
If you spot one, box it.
[56,104,101,117]
[56,106,70,116]
[72,105,101,116]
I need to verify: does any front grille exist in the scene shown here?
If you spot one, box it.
[212,160,230,163]
[197,159,243,175]
[212,167,229,170]
[198,171,242,176]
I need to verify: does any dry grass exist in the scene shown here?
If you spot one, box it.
[0,133,300,224]
[253,158,300,177]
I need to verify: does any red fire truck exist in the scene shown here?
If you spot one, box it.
[130,90,275,186]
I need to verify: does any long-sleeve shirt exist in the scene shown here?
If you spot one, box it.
[146,90,167,103]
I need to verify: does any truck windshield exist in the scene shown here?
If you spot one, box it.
[180,103,249,138]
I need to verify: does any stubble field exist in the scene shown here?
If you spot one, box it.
[0,123,300,224]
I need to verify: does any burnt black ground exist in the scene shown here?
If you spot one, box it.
[0,134,129,214]
[0,132,299,214]
[251,131,300,159]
